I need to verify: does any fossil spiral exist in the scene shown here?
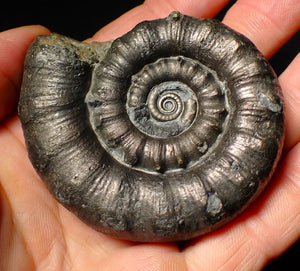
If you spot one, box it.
[18,12,284,242]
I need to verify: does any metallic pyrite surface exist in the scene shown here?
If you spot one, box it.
[18,12,284,242]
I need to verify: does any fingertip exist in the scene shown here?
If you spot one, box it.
[22,25,51,39]
[1,24,50,40]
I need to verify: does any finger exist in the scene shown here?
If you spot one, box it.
[223,0,300,58]
[279,53,300,151]
[0,25,50,122]
[90,0,230,42]
[184,142,300,270]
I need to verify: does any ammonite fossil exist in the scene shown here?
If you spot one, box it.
[18,12,284,242]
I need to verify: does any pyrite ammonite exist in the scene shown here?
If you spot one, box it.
[18,12,284,242]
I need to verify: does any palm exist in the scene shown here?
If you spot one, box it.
[1,1,300,270]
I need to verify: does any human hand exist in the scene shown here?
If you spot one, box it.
[1,0,300,270]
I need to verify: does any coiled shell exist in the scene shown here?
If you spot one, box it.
[18,12,284,242]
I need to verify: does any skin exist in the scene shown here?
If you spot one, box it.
[0,0,300,270]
